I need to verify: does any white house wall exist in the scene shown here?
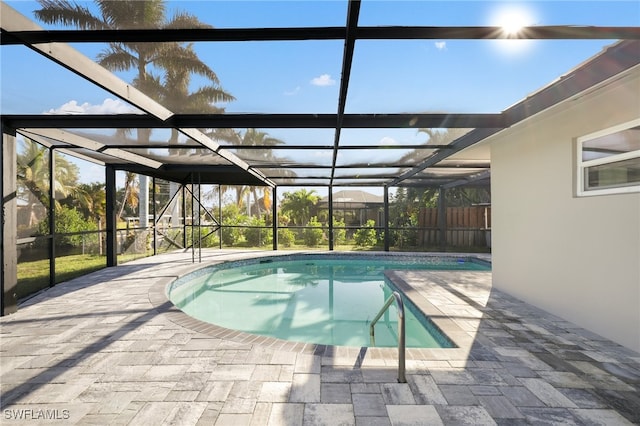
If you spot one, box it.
[490,68,640,352]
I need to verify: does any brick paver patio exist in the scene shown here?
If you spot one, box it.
[1,250,639,425]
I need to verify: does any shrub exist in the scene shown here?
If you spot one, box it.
[220,204,247,246]
[303,217,325,247]
[37,206,98,247]
[354,219,378,247]
[245,217,272,247]
[221,217,244,246]
[199,227,220,248]
[278,213,291,226]
[332,218,347,245]
[277,228,296,247]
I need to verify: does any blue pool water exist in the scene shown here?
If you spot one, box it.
[168,254,490,348]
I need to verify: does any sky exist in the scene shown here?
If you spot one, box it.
[2,0,639,190]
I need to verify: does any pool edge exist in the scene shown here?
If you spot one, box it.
[148,251,490,361]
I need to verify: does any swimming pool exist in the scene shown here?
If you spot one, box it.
[168,254,490,348]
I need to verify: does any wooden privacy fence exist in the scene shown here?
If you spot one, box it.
[417,206,491,248]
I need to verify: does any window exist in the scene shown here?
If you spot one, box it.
[577,118,640,196]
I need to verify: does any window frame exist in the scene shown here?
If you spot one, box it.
[576,118,640,197]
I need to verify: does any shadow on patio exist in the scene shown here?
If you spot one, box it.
[1,250,639,424]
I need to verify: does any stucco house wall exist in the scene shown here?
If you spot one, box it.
[488,67,640,352]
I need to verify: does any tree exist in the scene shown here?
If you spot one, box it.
[64,182,106,225]
[16,140,50,216]
[280,189,320,226]
[36,0,231,137]
[225,129,284,211]
[17,139,83,227]
[35,0,232,227]
[116,171,139,220]
[161,43,235,146]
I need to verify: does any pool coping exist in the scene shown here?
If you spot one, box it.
[147,251,491,362]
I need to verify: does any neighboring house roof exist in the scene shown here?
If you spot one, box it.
[320,190,384,205]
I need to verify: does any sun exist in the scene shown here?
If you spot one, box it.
[491,5,536,37]
[498,11,530,37]
[489,5,537,54]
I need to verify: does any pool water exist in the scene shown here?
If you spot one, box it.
[168,255,489,348]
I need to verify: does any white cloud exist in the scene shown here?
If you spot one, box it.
[310,74,336,87]
[313,150,332,158]
[45,98,141,114]
[378,136,398,145]
[435,41,447,50]
[284,86,301,96]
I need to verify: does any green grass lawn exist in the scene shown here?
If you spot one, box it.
[16,243,489,301]
[17,254,107,300]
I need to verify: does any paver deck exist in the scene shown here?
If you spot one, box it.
[1,250,639,425]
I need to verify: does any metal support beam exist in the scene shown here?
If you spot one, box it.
[198,175,202,263]
[48,148,55,288]
[272,187,278,251]
[2,127,18,315]
[152,177,157,256]
[3,113,508,129]
[3,24,638,45]
[105,165,117,266]
[384,186,390,252]
[218,185,222,250]
[182,184,187,249]
[328,188,334,251]
[190,176,195,262]
[438,187,447,249]
[330,0,360,186]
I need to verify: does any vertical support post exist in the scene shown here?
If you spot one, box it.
[190,175,195,263]
[328,187,334,251]
[198,173,202,263]
[169,181,180,227]
[182,183,187,249]
[2,127,18,315]
[272,186,278,251]
[48,148,55,288]
[383,186,390,251]
[438,187,447,249]
[218,184,222,249]
[139,175,149,228]
[105,165,117,266]
[152,177,157,256]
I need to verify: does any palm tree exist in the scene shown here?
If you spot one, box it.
[159,43,235,145]
[116,171,139,220]
[217,183,250,211]
[17,139,83,227]
[280,189,320,226]
[152,43,236,225]
[206,129,284,212]
[69,181,107,253]
[236,129,284,214]
[17,140,50,211]
[70,182,106,223]
[36,1,228,136]
[36,0,233,227]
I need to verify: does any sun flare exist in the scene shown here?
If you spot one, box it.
[489,5,537,54]
[491,5,536,37]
